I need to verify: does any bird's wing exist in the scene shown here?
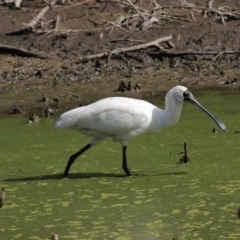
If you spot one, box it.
[89,108,148,135]
[77,97,154,135]
[56,97,154,134]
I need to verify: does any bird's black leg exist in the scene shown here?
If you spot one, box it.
[122,145,131,176]
[63,143,92,177]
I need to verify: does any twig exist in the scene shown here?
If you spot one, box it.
[151,0,162,9]
[195,32,211,44]
[25,0,59,30]
[37,14,60,40]
[179,141,190,163]
[127,0,147,20]
[190,11,195,21]
[207,0,214,9]
[149,49,240,58]
[110,38,147,43]
[78,35,173,63]
[0,44,46,58]
[5,0,60,35]
[103,20,129,35]
[211,52,224,61]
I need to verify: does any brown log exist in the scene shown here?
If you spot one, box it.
[78,35,173,62]
[0,45,46,59]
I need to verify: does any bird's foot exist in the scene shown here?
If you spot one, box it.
[122,164,132,177]
[62,173,69,179]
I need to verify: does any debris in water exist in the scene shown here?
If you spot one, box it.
[179,141,190,163]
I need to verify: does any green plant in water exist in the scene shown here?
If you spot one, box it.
[0,89,240,240]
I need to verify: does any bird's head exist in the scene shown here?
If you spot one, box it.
[169,85,189,103]
[169,85,226,131]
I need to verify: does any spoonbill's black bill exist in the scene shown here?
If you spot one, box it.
[183,90,226,131]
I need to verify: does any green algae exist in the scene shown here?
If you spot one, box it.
[0,90,240,239]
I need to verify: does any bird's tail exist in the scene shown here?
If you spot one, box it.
[55,108,82,129]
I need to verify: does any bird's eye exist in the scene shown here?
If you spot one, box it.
[183,91,190,100]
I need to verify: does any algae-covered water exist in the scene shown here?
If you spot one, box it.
[0,90,240,239]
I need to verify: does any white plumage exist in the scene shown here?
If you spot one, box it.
[55,85,226,177]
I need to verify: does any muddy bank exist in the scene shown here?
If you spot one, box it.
[1,0,240,115]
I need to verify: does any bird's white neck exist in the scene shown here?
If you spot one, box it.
[164,95,183,126]
[155,91,183,130]
[149,93,183,133]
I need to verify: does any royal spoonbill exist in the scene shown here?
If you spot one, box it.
[55,85,226,177]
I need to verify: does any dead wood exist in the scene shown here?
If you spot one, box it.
[37,14,60,40]
[110,38,147,43]
[5,0,60,36]
[179,141,190,163]
[0,44,46,58]
[25,0,59,30]
[101,0,194,34]
[203,8,240,24]
[100,0,240,24]
[206,0,214,9]
[14,0,22,8]
[78,35,173,63]
[149,49,240,61]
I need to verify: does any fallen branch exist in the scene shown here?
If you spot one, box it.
[0,45,46,58]
[110,38,147,43]
[37,14,60,40]
[206,8,240,21]
[25,0,59,30]
[77,35,173,63]
[149,49,240,60]
[5,0,60,35]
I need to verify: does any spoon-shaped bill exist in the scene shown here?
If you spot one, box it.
[187,96,226,131]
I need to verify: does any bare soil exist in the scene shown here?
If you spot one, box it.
[1,0,240,115]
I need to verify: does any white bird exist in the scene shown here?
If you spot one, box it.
[55,85,226,177]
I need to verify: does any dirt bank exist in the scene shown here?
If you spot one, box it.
[1,0,240,115]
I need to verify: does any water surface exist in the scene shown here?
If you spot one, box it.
[0,90,240,239]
